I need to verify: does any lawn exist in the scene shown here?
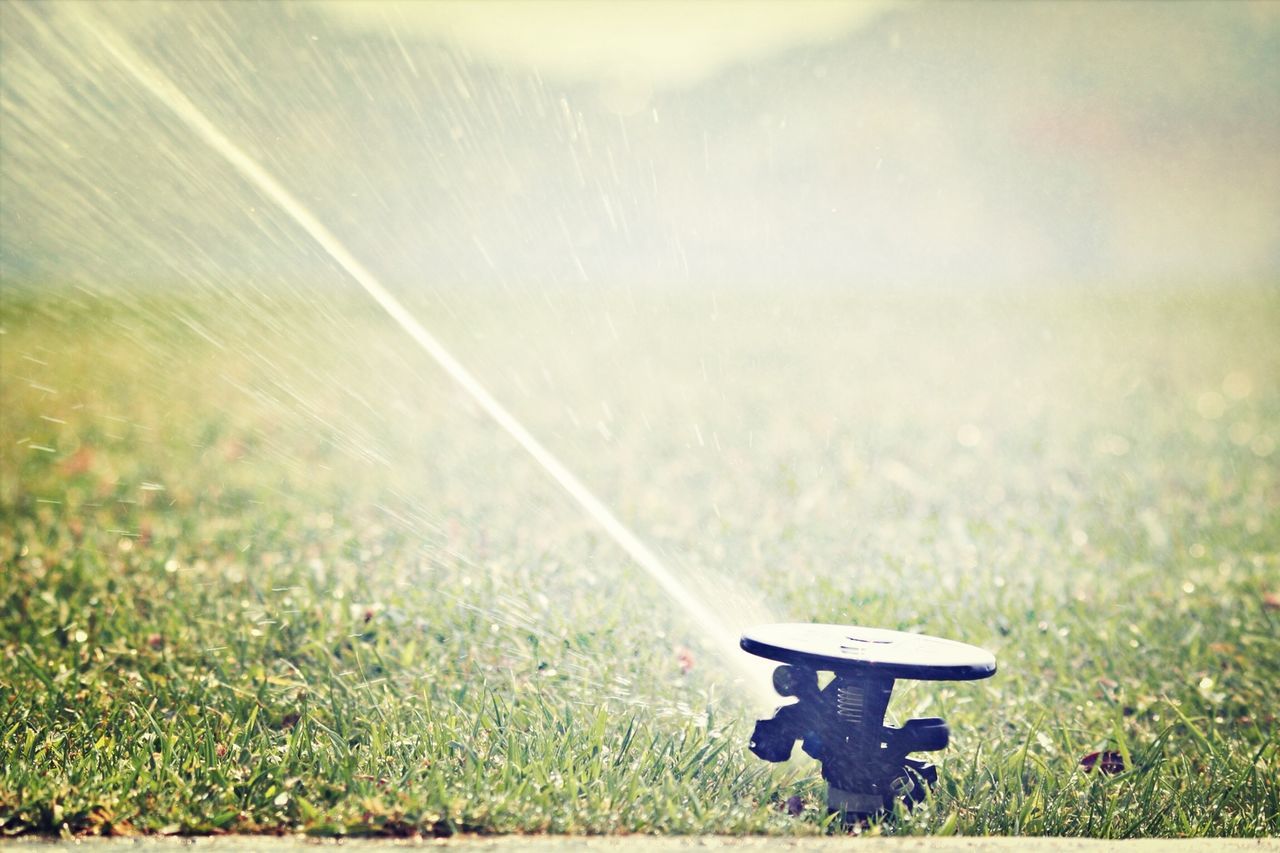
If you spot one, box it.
[1,284,1277,837]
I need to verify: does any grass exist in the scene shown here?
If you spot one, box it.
[1,284,1277,838]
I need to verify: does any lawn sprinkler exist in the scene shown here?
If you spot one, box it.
[741,623,996,822]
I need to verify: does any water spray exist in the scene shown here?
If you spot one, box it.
[71,12,996,821]
[741,623,996,822]
[68,10,765,694]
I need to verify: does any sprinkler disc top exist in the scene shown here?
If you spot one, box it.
[741,623,996,681]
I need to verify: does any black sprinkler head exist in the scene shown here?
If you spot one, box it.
[741,623,996,822]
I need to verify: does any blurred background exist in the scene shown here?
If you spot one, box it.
[3,0,1278,292]
[2,0,1277,648]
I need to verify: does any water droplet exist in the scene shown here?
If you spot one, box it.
[1222,371,1253,400]
[1094,433,1130,456]
[956,424,982,447]
[1196,391,1226,420]
[1229,422,1256,446]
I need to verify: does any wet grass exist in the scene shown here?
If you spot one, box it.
[1,284,1277,838]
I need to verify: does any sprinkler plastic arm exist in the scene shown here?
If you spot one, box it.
[749,664,950,818]
[740,623,996,821]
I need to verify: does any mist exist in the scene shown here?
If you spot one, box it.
[4,1,1277,292]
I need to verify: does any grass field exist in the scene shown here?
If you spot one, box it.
[1,284,1277,838]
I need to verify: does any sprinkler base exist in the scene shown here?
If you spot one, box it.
[741,623,996,823]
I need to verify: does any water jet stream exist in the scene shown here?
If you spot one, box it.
[72,12,766,695]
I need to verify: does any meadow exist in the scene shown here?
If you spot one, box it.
[1,284,1277,837]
